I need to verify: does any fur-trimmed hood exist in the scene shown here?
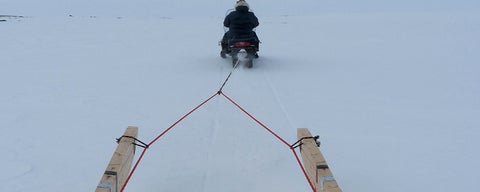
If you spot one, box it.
[235,1,249,11]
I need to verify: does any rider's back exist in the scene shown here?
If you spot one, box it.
[224,5,259,36]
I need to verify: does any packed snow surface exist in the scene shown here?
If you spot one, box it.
[1,1,480,191]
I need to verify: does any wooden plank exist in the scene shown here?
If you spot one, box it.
[96,126,138,192]
[298,128,342,192]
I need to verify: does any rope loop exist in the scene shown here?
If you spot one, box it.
[291,135,320,149]
[116,135,149,149]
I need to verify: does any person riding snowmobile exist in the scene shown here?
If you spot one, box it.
[220,0,260,57]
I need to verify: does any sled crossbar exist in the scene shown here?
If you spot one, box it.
[96,126,138,192]
[297,128,342,192]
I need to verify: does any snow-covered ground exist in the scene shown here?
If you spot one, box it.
[1,1,480,191]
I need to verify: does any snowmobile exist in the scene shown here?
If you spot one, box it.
[221,34,259,68]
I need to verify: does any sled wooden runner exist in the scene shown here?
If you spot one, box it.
[297,128,342,192]
[96,126,138,192]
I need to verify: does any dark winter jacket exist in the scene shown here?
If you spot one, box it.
[224,6,259,36]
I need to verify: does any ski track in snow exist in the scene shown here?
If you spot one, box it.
[242,58,295,130]
[201,96,223,192]
[0,162,34,182]
[260,65,296,129]
[201,61,238,191]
